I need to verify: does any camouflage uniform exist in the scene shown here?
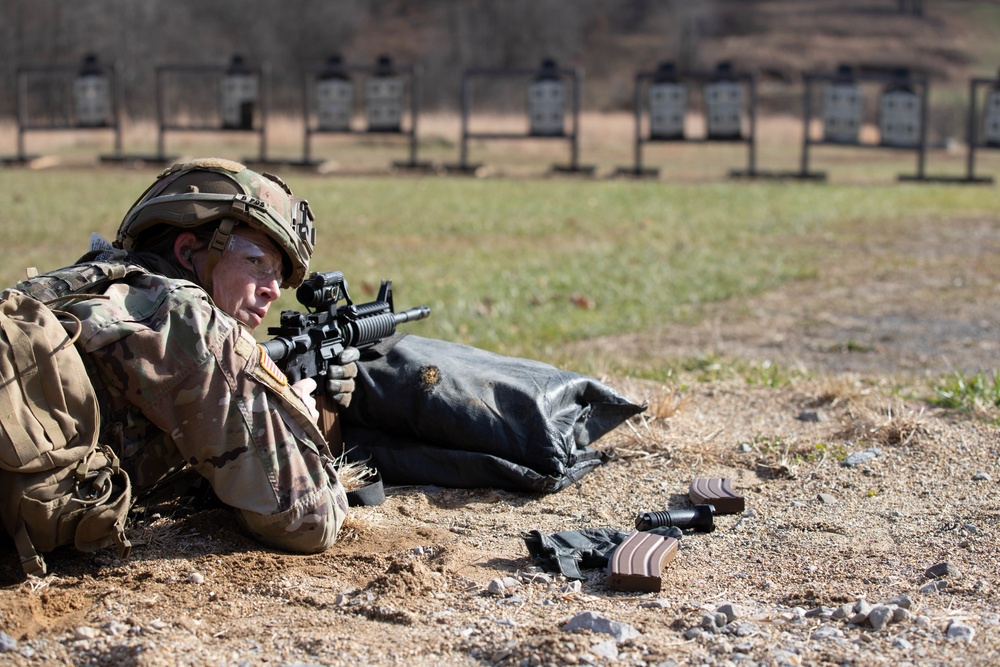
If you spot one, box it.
[15,250,349,554]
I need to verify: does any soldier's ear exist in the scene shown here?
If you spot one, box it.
[174,232,199,271]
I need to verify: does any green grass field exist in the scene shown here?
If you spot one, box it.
[0,162,998,383]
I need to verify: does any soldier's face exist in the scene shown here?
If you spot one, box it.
[210,228,285,330]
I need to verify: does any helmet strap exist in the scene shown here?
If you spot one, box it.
[202,218,237,295]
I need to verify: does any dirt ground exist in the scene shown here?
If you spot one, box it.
[0,214,998,666]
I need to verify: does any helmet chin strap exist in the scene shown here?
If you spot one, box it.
[201,218,237,295]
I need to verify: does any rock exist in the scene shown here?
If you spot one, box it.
[818,493,838,505]
[104,621,130,637]
[0,632,16,652]
[561,611,641,643]
[797,409,825,422]
[519,571,553,585]
[640,599,671,609]
[498,595,525,605]
[972,471,991,482]
[732,622,761,637]
[590,641,619,660]
[700,613,723,632]
[919,580,948,594]
[831,603,854,620]
[559,580,582,594]
[843,448,882,467]
[848,600,873,625]
[805,606,832,619]
[880,594,912,609]
[946,620,975,642]
[892,607,911,624]
[810,625,843,640]
[867,605,893,631]
[717,603,741,624]
[924,562,962,580]
[188,572,205,584]
[893,636,914,649]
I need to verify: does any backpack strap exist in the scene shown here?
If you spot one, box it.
[13,519,45,577]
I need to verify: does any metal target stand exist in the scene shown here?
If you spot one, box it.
[3,55,125,164]
[796,67,937,182]
[149,56,271,165]
[293,56,432,171]
[615,62,766,179]
[445,60,595,175]
[962,71,1000,184]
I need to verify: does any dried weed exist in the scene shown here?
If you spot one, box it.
[841,398,928,448]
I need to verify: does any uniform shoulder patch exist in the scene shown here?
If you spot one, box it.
[257,345,288,386]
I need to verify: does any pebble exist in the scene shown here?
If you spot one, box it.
[0,632,16,652]
[946,620,975,642]
[972,471,991,482]
[919,580,948,594]
[880,594,912,609]
[559,581,582,594]
[810,625,843,640]
[848,600,873,625]
[590,640,619,660]
[796,409,825,422]
[867,605,893,631]
[562,611,641,643]
[892,607,911,624]
[805,606,833,619]
[700,612,726,632]
[924,562,962,580]
[893,636,914,649]
[640,599,671,609]
[818,493,838,505]
[717,603,741,624]
[487,577,520,596]
[497,595,525,606]
[732,621,760,637]
[843,448,882,467]
[519,571,553,585]
[188,572,205,584]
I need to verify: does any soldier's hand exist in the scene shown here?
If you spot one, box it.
[290,377,320,421]
[326,347,360,409]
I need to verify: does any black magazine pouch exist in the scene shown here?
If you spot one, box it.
[341,334,646,493]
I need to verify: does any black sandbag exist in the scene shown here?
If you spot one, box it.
[340,334,646,493]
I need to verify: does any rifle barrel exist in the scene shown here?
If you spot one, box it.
[394,305,431,324]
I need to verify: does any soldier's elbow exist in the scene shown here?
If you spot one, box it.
[236,492,347,554]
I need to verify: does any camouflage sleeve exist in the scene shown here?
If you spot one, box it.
[75,279,348,553]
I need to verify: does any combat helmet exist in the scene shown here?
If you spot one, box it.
[115,158,316,288]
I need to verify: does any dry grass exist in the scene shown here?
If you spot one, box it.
[840,397,929,449]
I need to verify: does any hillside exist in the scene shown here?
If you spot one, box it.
[0,0,998,118]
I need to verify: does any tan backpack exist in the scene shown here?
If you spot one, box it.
[0,288,131,577]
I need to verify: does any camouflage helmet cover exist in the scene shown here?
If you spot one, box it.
[115,158,316,288]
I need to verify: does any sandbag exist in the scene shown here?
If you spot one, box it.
[341,334,645,493]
